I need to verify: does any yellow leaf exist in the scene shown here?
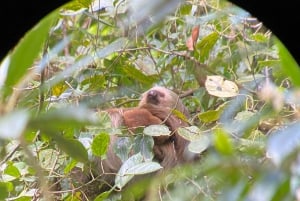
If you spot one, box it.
[51,82,68,96]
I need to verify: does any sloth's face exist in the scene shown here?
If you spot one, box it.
[140,86,178,108]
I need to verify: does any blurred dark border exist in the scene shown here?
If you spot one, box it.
[0,0,298,65]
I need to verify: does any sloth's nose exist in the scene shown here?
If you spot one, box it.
[148,90,158,98]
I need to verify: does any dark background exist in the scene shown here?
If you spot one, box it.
[0,0,299,65]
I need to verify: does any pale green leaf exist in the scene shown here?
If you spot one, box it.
[125,162,162,175]
[205,75,239,98]
[177,126,201,141]
[115,153,144,189]
[114,137,132,163]
[133,135,154,161]
[188,135,210,153]
[143,125,171,137]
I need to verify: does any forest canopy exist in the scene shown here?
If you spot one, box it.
[0,0,300,200]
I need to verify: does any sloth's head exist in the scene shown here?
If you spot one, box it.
[139,86,189,117]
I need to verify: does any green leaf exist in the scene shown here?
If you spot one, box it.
[172,109,190,123]
[77,0,92,7]
[64,159,78,174]
[0,110,29,139]
[198,110,220,123]
[143,125,171,137]
[14,196,31,201]
[0,182,9,199]
[251,33,268,43]
[64,192,82,201]
[64,0,92,10]
[80,75,106,91]
[50,132,88,163]
[213,128,233,155]
[179,4,192,15]
[4,162,21,178]
[196,32,219,62]
[274,36,300,86]
[122,66,157,86]
[94,191,111,201]
[91,132,110,157]
[3,9,59,97]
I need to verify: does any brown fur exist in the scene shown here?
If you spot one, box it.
[69,86,196,199]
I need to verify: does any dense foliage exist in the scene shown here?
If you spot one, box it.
[0,0,300,200]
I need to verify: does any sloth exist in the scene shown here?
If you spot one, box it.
[70,86,196,199]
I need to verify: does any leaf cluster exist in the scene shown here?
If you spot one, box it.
[0,0,300,200]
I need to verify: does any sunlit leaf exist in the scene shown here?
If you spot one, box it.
[4,163,21,178]
[251,33,268,43]
[64,159,78,174]
[205,75,239,97]
[64,0,92,10]
[51,81,68,96]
